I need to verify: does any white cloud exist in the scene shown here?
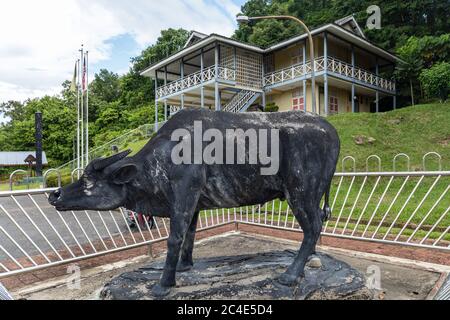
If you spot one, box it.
[0,0,241,104]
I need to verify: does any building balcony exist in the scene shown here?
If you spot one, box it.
[264,56,396,94]
[156,66,236,100]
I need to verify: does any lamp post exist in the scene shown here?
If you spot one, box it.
[237,15,316,114]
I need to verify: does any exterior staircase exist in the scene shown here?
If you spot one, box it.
[223,90,261,113]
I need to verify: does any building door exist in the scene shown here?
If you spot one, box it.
[354,96,360,113]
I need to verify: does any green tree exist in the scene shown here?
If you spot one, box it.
[234,0,450,51]
[90,69,121,103]
[0,100,26,121]
[396,34,450,102]
[419,62,450,102]
[119,28,189,109]
[0,96,76,165]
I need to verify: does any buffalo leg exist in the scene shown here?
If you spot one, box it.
[152,166,203,297]
[278,204,322,286]
[177,211,199,272]
[151,211,195,297]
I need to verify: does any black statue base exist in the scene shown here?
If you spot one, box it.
[100,251,374,300]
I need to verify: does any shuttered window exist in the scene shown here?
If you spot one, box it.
[330,96,339,113]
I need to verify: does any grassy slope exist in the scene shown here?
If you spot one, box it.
[328,102,449,172]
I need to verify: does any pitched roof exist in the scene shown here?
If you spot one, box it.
[0,151,48,166]
[141,16,402,78]
[184,31,208,48]
[334,14,366,39]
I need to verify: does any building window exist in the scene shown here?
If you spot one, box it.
[330,96,339,113]
[292,90,305,111]
[291,55,303,65]
[291,48,303,65]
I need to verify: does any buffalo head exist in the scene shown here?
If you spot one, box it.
[49,150,138,211]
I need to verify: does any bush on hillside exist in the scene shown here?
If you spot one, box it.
[419,62,450,103]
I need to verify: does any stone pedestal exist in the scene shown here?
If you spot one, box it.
[100,251,373,300]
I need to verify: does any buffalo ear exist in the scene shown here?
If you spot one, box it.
[111,164,138,185]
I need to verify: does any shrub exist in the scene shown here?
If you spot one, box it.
[46,173,73,187]
[419,62,450,102]
[264,103,279,112]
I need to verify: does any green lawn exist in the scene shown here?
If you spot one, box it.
[0,182,42,192]
[327,102,449,172]
[127,139,151,156]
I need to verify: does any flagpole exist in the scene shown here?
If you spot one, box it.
[80,45,84,169]
[85,51,89,165]
[76,58,80,178]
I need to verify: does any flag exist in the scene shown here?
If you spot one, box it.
[82,57,87,92]
[70,62,77,93]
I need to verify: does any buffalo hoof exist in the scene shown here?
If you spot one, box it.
[176,262,194,272]
[151,283,172,297]
[277,272,302,287]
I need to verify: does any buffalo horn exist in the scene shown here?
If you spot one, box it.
[93,149,132,170]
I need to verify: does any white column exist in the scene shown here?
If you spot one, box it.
[154,71,159,131]
[201,48,205,108]
[262,53,266,110]
[180,59,185,109]
[351,45,356,113]
[164,66,168,121]
[393,64,397,110]
[214,43,221,111]
[375,57,380,113]
[303,41,307,110]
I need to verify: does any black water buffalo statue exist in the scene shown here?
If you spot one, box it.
[49,109,340,296]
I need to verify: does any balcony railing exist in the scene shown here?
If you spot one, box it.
[156,66,236,100]
[264,56,396,93]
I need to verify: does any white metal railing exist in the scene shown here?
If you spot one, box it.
[0,153,447,279]
[0,189,233,279]
[325,57,395,92]
[156,66,236,100]
[264,56,396,93]
[223,90,258,113]
[169,105,182,117]
[264,60,313,87]
[237,171,449,251]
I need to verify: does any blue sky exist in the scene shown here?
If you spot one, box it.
[98,34,140,75]
[0,0,247,123]
[91,0,247,76]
